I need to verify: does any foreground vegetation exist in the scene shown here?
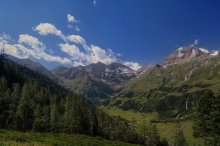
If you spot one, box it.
[0,129,140,146]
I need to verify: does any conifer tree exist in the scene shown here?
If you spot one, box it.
[193,90,220,145]
[173,123,186,146]
[50,95,60,132]
[16,82,33,131]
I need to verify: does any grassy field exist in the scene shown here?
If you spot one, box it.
[0,129,140,146]
[100,106,205,146]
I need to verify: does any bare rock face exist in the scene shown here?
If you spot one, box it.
[51,62,137,104]
[160,41,219,67]
[52,62,136,85]
[136,64,159,75]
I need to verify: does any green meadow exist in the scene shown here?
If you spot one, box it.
[100,107,205,146]
[0,129,139,146]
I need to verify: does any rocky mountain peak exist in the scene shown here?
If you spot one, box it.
[52,62,136,84]
[160,41,219,67]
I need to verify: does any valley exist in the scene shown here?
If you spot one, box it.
[99,107,204,146]
[1,1,220,145]
[1,41,220,145]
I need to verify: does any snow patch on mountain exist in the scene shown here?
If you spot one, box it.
[177,47,184,57]
[210,51,219,56]
[199,48,209,54]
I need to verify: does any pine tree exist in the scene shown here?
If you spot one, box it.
[50,95,61,132]
[64,94,75,134]
[0,76,9,128]
[16,82,33,131]
[193,90,220,145]
[145,123,160,146]
[0,76,7,93]
[173,123,186,146]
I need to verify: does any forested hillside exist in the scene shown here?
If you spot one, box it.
[0,55,142,144]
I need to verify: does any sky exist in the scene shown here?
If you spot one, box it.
[0,0,220,70]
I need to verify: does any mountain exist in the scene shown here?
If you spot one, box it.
[0,55,141,144]
[161,41,219,67]
[53,62,136,85]
[52,62,136,104]
[4,54,53,78]
[105,42,220,119]
[3,53,137,105]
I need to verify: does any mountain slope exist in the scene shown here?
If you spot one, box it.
[4,54,137,105]
[0,55,141,144]
[106,43,220,119]
[52,62,136,104]
[5,54,53,78]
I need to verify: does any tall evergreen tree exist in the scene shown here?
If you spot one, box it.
[173,123,186,146]
[146,124,160,146]
[16,82,34,131]
[50,95,60,132]
[193,90,220,145]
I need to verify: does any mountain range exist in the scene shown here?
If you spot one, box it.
[4,41,220,113]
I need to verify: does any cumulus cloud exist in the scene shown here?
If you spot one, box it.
[3,44,27,59]
[60,43,86,61]
[67,35,86,46]
[122,61,141,70]
[2,20,141,70]
[88,45,117,64]
[34,22,141,70]
[18,34,44,50]
[34,23,66,40]
[59,43,117,66]
[0,34,72,65]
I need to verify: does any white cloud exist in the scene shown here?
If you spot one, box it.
[67,14,77,23]
[0,34,11,44]
[4,44,27,59]
[93,0,97,6]
[33,22,141,70]
[67,35,86,46]
[59,43,119,67]
[122,61,141,70]
[88,45,117,64]
[34,23,66,40]
[8,21,142,70]
[73,61,85,66]
[18,34,44,50]
[0,34,72,65]
[67,14,80,31]
[60,43,86,60]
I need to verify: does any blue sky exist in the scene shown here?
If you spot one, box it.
[0,0,220,70]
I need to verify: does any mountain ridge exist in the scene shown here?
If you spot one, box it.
[105,42,220,119]
[2,41,220,106]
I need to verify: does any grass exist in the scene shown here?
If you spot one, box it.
[0,129,140,146]
[99,106,158,121]
[100,107,205,146]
